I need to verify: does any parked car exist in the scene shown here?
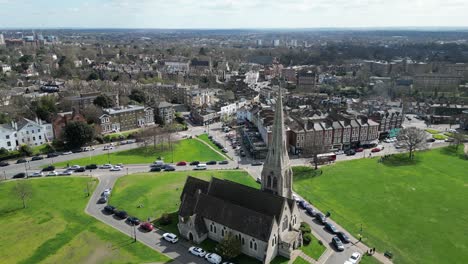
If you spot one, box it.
[0,161,9,167]
[190,161,200,166]
[46,171,58,176]
[205,253,222,264]
[324,222,339,234]
[13,172,27,178]
[251,161,263,166]
[194,164,207,170]
[336,232,351,243]
[42,165,55,172]
[349,252,361,264]
[315,213,327,225]
[305,206,317,217]
[140,222,154,231]
[31,156,44,161]
[70,165,81,170]
[97,196,108,204]
[188,247,207,257]
[62,151,73,155]
[371,148,381,153]
[47,153,60,158]
[445,138,455,142]
[355,148,364,152]
[102,188,112,197]
[256,177,261,183]
[240,150,246,157]
[150,167,162,172]
[176,161,187,166]
[219,160,229,165]
[100,164,112,169]
[75,167,86,172]
[16,159,27,164]
[162,233,178,243]
[163,165,176,171]
[222,148,229,153]
[85,164,98,170]
[29,172,43,177]
[332,236,345,251]
[110,166,122,171]
[345,149,356,156]
[298,200,308,209]
[335,150,345,155]
[103,205,117,214]
[206,160,217,165]
[426,138,436,142]
[115,210,128,219]
[59,170,73,176]
[127,216,141,226]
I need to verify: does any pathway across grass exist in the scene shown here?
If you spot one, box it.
[0,177,171,264]
[53,138,225,168]
[293,147,468,264]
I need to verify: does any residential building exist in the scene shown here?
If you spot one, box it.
[369,110,404,138]
[413,74,462,92]
[1,64,11,73]
[461,110,468,130]
[190,108,219,125]
[0,124,17,151]
[190,59,211,75]
[156,101,175,125]
[52,111,87,140]
[178,90,302,263]
[296,71,317,92]
[65,92,119,111]
[141,83,191,105]
[0,118,53,150]
[99,105,154,134]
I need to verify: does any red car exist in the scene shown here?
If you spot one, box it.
[140,222,154,231]
[355,148,364,152]
[371,148,381,153]
[176,161,187,166]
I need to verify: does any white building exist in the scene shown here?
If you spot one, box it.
[1,64,11,73]
[0,118,54,151]
[219,101,246,117]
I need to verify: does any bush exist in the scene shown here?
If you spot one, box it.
[19,145,33,157]
[158,213,172,225]
[303,233,312,245]
[300,222,311,234]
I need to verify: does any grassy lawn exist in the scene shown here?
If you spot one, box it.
[103,129,141,141]
[197,134,232,160]
[53,138,225,168]
[0,177,171,264]
[432,134,448,140]
[110,170,258,221]
[293,257,309,264]
[425,129,440,134]
[293,147,468,264]
[360,254,381,264]
[301,239,326,260]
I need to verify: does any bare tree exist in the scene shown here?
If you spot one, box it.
[397,127,428,160]
[11,181,33,209]
[450,132,466,152]
[304,144,328,170]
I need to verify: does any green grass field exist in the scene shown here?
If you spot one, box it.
[293,147,468,264]
[301,238,326,260]
[197,134,231,160]
[53,138,225,168]
[0,177,171,264]
[425,129,440,135]
[110,170,257,220]
[292,257,309,264]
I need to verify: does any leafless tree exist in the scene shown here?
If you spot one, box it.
[11,181,33,209]
[397,127,428,160]
[304,144,328,170]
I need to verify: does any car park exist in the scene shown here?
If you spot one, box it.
[305,206,317,217]
[162,233,178,243]
[176,161,187,166]
[102,188,112,197]
[104,205,117,214]
[219,160,229,165]
[324,222,339,234]
[127,216,141,226]
[13,172,27,179]
[349,252,361,264]
[190,161,200,166]
[336,231,351,243]
[31,156,44,161]
[194,164,207,170]
[100,164,112,169]
[115,210,128,219]
[42,166,55,172]
[206,160,217,165]
[16,159,27,164]
[332,236,345,251]
[188,246,207,257]
[30,172,43,177]
[140,222,154,231]
[98,196,108,204]
[316,213,327,224]
[205,253,222,264]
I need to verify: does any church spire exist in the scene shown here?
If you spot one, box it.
[261,87,293,199]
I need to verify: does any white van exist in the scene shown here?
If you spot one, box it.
[194,164,207,170]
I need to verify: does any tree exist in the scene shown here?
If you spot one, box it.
[215,232,241,260]
[18,145,33,157]
[81,105,103,124]
[11,181,33,209]
[31,96,57,122]
[93,94,115,108]
[305,144,328,170]
[397,127,428,160]
[128,89,146,104]
[450,132,466,152]
[63,121,95,149]
[87,71,99,81]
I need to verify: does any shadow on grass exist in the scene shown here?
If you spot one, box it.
[292,166,323,181]
[110,237,138,250]
[439,145,468,160]
[152,212,179,235]
[381,154,421,167]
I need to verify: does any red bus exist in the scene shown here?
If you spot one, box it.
[316,153,337,164]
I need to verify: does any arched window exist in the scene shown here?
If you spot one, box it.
[273,177,278,188]
[249,240,253,249]
[282,215,288,231]
[242,237,245,245]
[254,242,257,251]
[221,227,226,237]
[250,239,257,251]
[213,225,217,233]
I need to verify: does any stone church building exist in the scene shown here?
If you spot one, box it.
[177,89,302,263]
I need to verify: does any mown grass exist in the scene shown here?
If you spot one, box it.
[0,177,171,264]
[292,257,309,264]
[53,138,225,168]
[293,147,468,264]
[301,239,326,260]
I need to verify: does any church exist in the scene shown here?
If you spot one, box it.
[177,89,303,263]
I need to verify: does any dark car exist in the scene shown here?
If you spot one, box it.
[0,161,9,167]
[164,165,176,171]
[208,135,213,139]
[298,200,308,209]
[85,164,98,170]
[315,213,327,224]
[71,149,83,153]
[324,222,339,234]
[13,172,27,178]
[42,165,55,172]
[345,149,356,156]
[240,150,246,157]
[31,156,44,161]
[190,161,200,166]
[332,236,345,251]
[219,160,229,165]
[115,210,128,219]
[426,138,436,142]
[251,161,263,166]
[97,196,108,204]
[75,167,86,172]
[16,159,27,164]
[127,216,141,226]
[104,205,117,214]
[305,206,317,217]
[47,153,60,158]
[206,161,217,165]
[150,166,162,172]
[336,232,350,243]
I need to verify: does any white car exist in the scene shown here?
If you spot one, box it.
[100,164,112,169]
[47,171,58,176]
[30,172,43,177]
[162,233,178,243]
[102,188,112,197]
[349,252,361,264]
[188,246,206,257]
[70,165,81,170]
[335,150,345,155]
[205,253,222,264]
[110,166,122,171]
[59,170,73,176]
[103,145,114,150]
[62,151,73,155]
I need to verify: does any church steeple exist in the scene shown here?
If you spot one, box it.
[261,87,293,199]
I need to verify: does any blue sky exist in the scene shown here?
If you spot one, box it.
[0,0,467,28]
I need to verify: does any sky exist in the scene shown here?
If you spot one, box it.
[0,0,467,29]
